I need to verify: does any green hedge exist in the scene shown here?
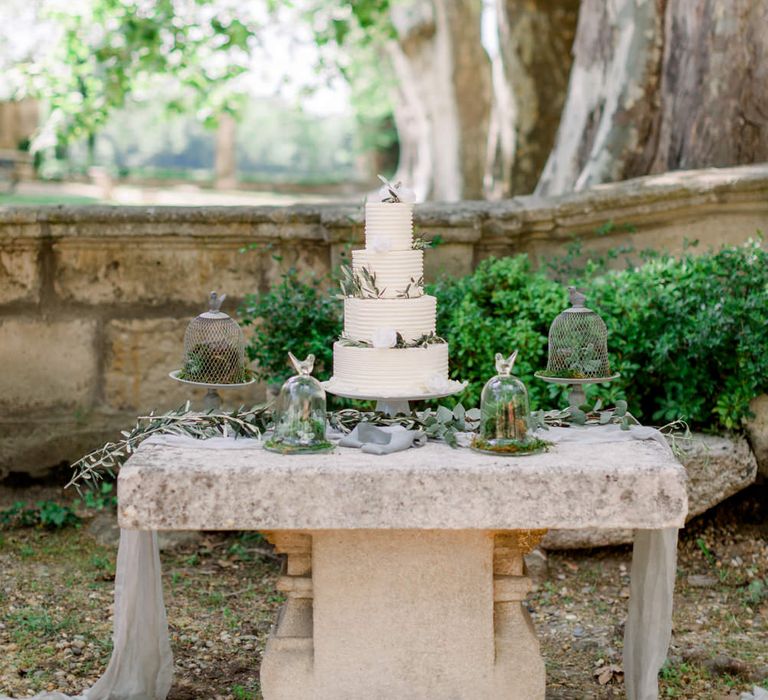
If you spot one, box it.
[240,240,768,431]
[240,268,342,387]
[586,241,768,429]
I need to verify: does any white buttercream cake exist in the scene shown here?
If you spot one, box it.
[327,196,464,398]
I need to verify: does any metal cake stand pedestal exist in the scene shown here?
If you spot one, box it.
[534,373,620,409]
[169,370,257,411]
[323,381,467,417]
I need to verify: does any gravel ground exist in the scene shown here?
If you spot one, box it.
[0,480,766,700]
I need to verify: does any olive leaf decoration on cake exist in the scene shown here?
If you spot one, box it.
[377,174,416,204]
[338,331,445,349]
[395,276,424,299]
[338,264,385,298]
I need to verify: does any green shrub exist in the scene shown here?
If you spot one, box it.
[239,240,768,432]
[585,240,768,429]
[430,256,566,409]
[0,501,81,530]
[239,268,342,386]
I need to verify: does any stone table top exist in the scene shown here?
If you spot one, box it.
[117,438,688,531]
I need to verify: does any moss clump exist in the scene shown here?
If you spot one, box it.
[470,436,551,456]
[536,369,593,380]
[179,341,250,384]
[263,438,334,455]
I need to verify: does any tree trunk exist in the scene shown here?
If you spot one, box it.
[537,0,768,196]
[389,0,492,201]
[214,113,238,190]
[496,0,579,195]
[648,1,768,174]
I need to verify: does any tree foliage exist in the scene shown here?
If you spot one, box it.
[20,0,258,149]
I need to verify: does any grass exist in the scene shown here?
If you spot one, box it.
[0,193,100,206]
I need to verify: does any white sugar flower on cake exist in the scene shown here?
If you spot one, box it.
[426,374,468,394]
[368,236,393,253]
[372,327,398,348]
[426,374,453,393]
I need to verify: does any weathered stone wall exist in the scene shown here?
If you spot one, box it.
[1,164,767,476]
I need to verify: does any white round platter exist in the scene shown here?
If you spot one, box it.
[534,373,620,385]
[169,369,258,389]
[322,379,467,402]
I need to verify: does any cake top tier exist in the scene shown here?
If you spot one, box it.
[364,201,413,252]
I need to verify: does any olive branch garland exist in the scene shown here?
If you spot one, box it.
[66,403,270,493]
[67,401,691,490]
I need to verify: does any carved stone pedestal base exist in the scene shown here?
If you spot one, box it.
[261,529,546,700]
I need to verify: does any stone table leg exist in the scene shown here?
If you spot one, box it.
[260,529,546,700]
[260,532,314,699]
[493,531,547,698]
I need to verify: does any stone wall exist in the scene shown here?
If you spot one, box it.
[1,164,767,476]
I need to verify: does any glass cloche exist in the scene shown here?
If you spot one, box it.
[264,353,333,455]
[471,351,548,456]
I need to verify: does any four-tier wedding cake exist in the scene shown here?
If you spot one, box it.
[324,179,465,399]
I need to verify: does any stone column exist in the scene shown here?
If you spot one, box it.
[260,532,314,699]
[259,529,548,699]
[492,530,547,698]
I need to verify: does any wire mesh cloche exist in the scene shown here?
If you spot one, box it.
[471,351,549,456]
[534,286,619,410]
[541,287,614,380]
[178,291,250,385]
[264,353,333,455]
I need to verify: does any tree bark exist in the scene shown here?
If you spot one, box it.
[537,0,768,196]
[389,0,492,201]
[648,1,768,174]
[496,0,579,195]
[535,0,664,195]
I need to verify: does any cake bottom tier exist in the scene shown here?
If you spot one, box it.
[328,341,451,396]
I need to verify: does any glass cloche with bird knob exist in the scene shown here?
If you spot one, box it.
[471,351,549,456]
[264,353,333,454]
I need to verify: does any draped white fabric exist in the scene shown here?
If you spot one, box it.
[2,426,684,700]
[624,528,679,700]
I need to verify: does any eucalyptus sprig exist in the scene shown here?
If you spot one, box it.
[328,403,480,448]
[530,399,636,430]
[529,400,692,456]
[67,403,270,491]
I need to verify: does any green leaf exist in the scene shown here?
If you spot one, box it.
[465,408,481,422]
[569,408,587,425]
[436,405,454,424]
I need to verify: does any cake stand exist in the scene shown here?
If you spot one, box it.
[323,380,467,417]
[534,373,620,409]
[169,370,258,411]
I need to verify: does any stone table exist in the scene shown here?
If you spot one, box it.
[118,438,688,700]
